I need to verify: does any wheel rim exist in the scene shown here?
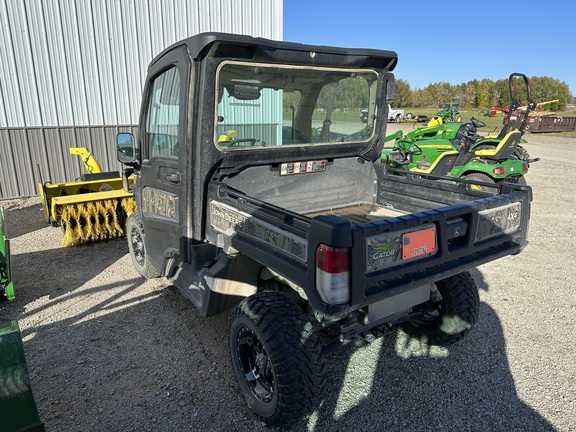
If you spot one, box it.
[130,225,145,267]
[235,326,275,404]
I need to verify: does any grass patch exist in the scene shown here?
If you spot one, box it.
[401,108,576,137]
[288,108,576,137]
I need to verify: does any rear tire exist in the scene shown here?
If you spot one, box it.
[400,272,480,345]
[514,145,530,163]
[126,212,159,278]
[229,292,325,426]
[516,175,527,184]
[462,172,496,192]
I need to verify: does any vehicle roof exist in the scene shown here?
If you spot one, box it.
[149,32,398,72]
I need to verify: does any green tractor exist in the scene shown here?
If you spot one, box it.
[1,209,45,432]
[427,102,462,126]
[1,208,14,301]
[0,320,45,432]
[381,73,538,189]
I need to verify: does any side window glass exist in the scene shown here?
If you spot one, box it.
[144,67,181,159]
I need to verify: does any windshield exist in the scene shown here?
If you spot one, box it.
[215,61,379,150]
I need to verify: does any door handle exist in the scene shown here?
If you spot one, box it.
[166,172,181,183]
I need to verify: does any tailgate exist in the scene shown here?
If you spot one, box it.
[348,188,530,308]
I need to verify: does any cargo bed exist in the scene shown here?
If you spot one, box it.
[306,203,405,224]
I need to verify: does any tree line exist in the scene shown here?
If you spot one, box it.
[282,75,572,112]
[393,76,572,111]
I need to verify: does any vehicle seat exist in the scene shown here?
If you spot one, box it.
[410,151,459,176]
[474,131,521,160]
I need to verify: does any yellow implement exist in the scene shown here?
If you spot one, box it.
[38,147,136,246]
[68,147,103,173]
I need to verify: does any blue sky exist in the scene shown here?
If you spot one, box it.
[284,1,576,95]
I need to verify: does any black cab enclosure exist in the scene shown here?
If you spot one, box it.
[117,33,531,425]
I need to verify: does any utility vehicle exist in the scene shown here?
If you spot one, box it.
[117,33,532,425]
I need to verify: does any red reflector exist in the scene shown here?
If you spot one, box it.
[522,163,528,171]
[492,166,505,175]
[316,244,349,274]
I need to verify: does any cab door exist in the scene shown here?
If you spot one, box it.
[137,47,189,273]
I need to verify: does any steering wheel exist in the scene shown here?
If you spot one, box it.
[470,117,486,128]
[228,138,258,147]
[395,139,422,159]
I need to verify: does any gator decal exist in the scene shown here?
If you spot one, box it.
[210,201,307,262]
[142,187,178,222]
[476,202,522,242]
[365,223,437,273]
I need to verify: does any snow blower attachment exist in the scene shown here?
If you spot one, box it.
[38,147,136,246]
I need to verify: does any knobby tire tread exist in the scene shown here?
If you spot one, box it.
[401,271,479,346]
[229,292,326,426]
[127,212,159,279]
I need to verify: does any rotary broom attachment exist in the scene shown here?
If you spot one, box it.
[58,194,136,247]
[38,147,136,247]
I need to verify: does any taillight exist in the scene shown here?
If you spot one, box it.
[522,163,528,171]
[315,244,350,304]
[492,166,505,175]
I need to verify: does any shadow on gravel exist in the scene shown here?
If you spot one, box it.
[1,261,557,431]
[11,282,241,432]
[291,270,556,432]
[6,238,129,312]
[3,201,46,238]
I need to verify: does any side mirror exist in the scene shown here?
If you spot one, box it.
[117,133,136,164]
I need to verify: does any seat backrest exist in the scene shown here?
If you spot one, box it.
[474,131,521,160]
[410,151,459,176]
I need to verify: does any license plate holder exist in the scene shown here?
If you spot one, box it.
[402,226,436,260]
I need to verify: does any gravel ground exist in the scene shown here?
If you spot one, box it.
[1,131,575,432]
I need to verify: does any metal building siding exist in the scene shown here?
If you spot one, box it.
[0,4,12,127]
[59,0,91,126]
[43,2,75,126]
[0,0,282,199]
[1,0,36,128]
[1,0,282,127]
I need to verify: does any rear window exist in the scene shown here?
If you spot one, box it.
[215,61,379,150]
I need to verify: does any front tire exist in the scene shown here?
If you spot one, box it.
[400,272,480,345]
[229,292,325,426]
[126,212,158,278]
